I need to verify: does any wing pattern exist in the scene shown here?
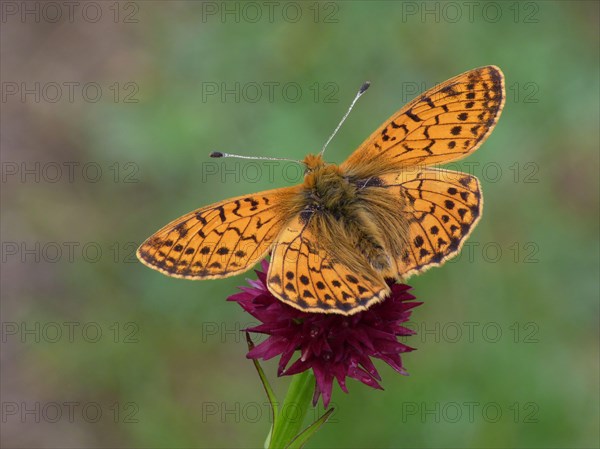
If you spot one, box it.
[342,66,505,176]
[378,169,482,278]
[137,187,300,279]
[267,217,389,314]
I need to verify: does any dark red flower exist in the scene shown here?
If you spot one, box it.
[228,261,422,408]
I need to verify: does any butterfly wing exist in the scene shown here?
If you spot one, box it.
[267,216,390,315]
[341,66,505,177]
[376,168,482,278]
[137,186,301,279]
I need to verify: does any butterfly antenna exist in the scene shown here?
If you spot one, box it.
[319,81,370,157]
[210,151,304,165]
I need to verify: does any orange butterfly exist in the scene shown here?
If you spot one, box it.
[137,66,505,315]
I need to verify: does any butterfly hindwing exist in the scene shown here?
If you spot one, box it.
[137,186,300,279]
[378,169,482,278]
[267,216,389,314]
[341,66,505,177]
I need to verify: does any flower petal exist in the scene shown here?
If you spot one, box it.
[228,261,422,408]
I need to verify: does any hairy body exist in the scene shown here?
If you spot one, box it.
[298,154,409,283]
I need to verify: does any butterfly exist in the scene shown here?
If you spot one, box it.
[137,66,505,315]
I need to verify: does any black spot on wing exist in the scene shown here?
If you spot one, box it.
[299,209,313,225]
[216,206,226,222]
[346,275,359,284]
[195,213,207,224]
[405,109,422,122]
[174,223,188,238]
[270,274,282,286]
[440,84,459,96]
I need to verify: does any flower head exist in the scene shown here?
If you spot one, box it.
[228,260,422,407]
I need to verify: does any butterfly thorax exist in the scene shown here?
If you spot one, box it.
[302,155,356,215]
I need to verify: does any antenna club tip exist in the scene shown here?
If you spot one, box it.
[359,81,371,94]
[210,151,224,158]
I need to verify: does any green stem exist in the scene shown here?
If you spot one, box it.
[269,371,314,449]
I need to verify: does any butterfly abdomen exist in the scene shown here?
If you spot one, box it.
[354,183,413,276]
[354,230,390,271]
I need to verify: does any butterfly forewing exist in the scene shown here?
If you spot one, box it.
[341,66,505,178]
[267,217,389,314]
[137,187,300,279]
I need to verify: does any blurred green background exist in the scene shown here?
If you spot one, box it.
[2,1,598,448]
